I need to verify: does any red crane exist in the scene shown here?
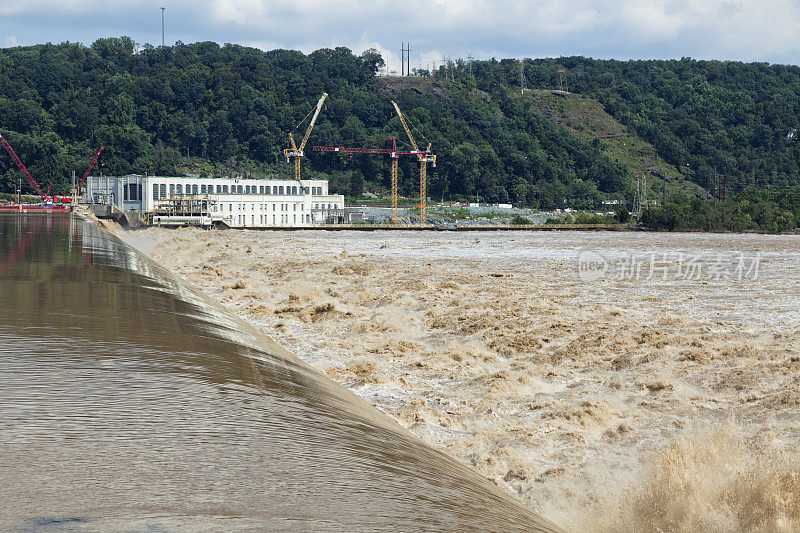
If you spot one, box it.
[0,130,47,201]
[313,137,425,224]
[313,137,398,156]
[1,131,104,205]
[77,146,104,193]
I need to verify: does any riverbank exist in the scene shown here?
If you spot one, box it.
[120,227,800,531]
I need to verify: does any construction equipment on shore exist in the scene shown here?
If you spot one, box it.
[313,137,401,223]
[0,130,48,202]
[390,101,436,225]
[312,101,436,226]
[71,146,104,204]
[143,194,220,228]
[77,147,105,193]
[1,129,102,206]
[284,93,327,185]
[313,135,432,225]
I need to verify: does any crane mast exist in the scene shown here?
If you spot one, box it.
[313,101,436,227]
[390,101,435,225]
[313,137,403,224]
[284,93,328,184]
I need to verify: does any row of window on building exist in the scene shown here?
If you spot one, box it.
[236,214,312,226]
[214,202,339,213]
[217,203,305,213]
[152,183,325,200]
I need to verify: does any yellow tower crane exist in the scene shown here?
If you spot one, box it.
[284,93,328,183]
[391,101,436,225]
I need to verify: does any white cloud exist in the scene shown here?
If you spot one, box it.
[620,2,685,40]
[4,35,18,47]
[0,0,113,16]
[2,0,800,64]
[212,0,267,25]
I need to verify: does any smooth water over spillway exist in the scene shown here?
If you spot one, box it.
[0,214,558,532]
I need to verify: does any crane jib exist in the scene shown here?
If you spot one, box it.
[298,93,328,153]
[285,93,327,182]
[0,131,46,200]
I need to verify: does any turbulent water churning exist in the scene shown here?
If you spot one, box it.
[586,421,800,532]
[124,227,800,531]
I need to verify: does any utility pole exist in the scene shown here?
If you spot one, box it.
[643,173,647,209]
[714,169,726,204]
[467,53,474,78]
[161,7,166,47]
[400,42,410,76]
[633,174,646,216]
[520,59,526,94]
[713,169,717,203]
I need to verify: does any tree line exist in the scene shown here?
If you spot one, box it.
[451,56,800,197]
[0,38,627,207]
[640,186,800,232]
[3,38,800,228]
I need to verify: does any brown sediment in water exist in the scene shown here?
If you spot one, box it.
[580,420,800,532]
[121,227,800,532]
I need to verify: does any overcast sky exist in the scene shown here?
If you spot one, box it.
[2,1,800,70]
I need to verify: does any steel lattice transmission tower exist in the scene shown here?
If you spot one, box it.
[557,69,567,92]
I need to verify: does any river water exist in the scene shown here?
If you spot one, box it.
[0,214,559,532]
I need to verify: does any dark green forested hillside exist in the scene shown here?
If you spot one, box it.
[463,56,800,194]
[4,38,800,222]
[0,38,628,208]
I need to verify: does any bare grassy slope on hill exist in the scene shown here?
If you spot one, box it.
[519,89,706,198]
[374,75,705,199]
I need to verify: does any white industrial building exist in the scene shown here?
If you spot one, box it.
[85,175,346,227]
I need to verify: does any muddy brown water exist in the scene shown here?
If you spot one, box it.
[0,214,560,532]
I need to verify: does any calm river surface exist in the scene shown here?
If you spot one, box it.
[0,214,558,532]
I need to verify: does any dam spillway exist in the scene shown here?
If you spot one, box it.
[0,213,560,532]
